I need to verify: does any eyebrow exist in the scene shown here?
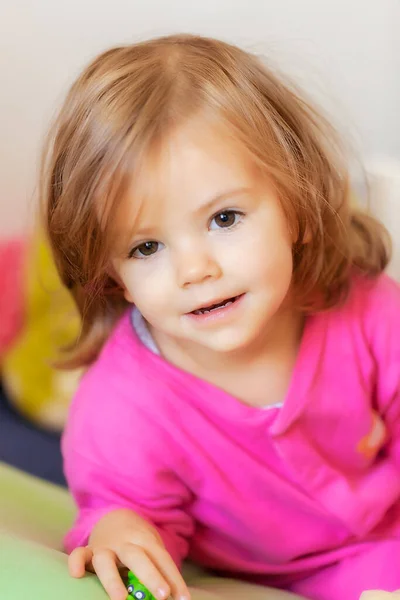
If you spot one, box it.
[123,186,252,245]
[195,187,252,215]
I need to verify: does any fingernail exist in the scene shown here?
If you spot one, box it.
[157,589,168,599]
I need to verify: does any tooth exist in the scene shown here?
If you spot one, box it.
[193,297,237,315]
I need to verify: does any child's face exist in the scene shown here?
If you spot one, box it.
[113,121,294,356]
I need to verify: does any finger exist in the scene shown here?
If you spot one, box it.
[149,544,190,600]
[92,548,129,600]
[119,543,171,600]
[68,546,94,578]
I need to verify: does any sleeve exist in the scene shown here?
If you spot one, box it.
[62,366,194,567]
[367,276,400,465]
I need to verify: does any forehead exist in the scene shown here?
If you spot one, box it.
[120,120,259,230]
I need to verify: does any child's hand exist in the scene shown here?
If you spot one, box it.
[68,508,190,600]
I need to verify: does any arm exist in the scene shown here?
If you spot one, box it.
[62,370,194,600]
[368,276,400,463]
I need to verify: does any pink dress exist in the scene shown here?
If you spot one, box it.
[63,274,400,599]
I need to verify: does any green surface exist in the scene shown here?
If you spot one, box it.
[0,532,109,600]
[0,461,74,548]
[0,462,110,599]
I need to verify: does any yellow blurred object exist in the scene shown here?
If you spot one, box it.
[2,233,82,431]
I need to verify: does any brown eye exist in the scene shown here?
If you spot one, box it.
[130,241,160,258]
[211,211,241,230]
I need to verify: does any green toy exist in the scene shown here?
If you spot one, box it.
[126,571,157,600]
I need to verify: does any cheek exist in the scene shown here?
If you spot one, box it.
[219,220,293,282]
[257,242,293,292]
[121,262,172,313]
[254,212,293,274]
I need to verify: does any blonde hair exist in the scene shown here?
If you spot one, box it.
[41,34,390,368]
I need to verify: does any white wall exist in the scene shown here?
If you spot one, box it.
[0,0,399,235]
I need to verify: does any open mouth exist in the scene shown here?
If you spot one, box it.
[191,295,243,315]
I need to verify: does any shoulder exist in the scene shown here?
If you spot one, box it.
[322,274,400,362]
[344,273,400,329]
[72,311,154,410]
[63,312,178,464]
[311,274,400,357]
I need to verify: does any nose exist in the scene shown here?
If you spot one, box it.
[175,246,222,288]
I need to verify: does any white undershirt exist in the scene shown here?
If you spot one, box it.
[131,307,160,355]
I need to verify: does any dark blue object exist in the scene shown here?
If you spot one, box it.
[0,383,66,486]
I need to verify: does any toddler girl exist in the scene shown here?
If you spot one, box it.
[42,34,400,600]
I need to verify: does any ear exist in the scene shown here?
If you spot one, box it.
[110,275,134,304]
[106,263,134,302]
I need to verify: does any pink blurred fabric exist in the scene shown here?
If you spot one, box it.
[0,238,25,358]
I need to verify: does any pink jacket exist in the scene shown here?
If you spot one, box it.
[63,274,400,584]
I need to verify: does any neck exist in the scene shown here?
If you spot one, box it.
[150,309,304,379]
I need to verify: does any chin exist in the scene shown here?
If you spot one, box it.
[202,329,256,354]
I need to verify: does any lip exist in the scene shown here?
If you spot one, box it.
[185,293,246,323]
